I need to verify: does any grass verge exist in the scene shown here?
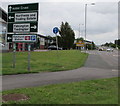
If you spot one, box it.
[2,77,118,104]
[2,50,88,75]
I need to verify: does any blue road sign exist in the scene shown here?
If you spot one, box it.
[53,27,59,34]
[31,35,36,41]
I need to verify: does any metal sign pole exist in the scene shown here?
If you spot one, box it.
[56,34,58,50]
[55,34,59,59]
[28,43,31,71]
[13,42,16,68]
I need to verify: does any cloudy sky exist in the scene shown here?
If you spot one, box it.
[0,0,119,45]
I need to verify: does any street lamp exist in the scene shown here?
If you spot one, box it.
[84,3,95,52]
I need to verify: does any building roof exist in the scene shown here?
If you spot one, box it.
[0,7,7,22]
[37,34,50,39]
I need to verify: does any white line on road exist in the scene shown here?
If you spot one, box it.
[113,55,120,57]
[112,69,118,72]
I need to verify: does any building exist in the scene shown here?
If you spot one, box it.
[0,7,8,52]
[36,34,54,49]
[75,39,95,50]
[115,39,120,46]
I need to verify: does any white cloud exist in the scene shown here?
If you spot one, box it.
[87,29,118,45]
[74,30,79,38]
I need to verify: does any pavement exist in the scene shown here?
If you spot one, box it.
[2,50,119,90]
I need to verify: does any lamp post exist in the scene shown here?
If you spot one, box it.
[84,3,95,52]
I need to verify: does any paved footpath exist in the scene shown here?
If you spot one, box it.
[2,50,119,90]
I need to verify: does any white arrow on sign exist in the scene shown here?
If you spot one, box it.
[31,25,37,29]
[9,16,14,20]
[9,6,12,12]
[8,37,12,40]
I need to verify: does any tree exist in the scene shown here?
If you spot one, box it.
[59,22,75,49]
[76,37,84,42]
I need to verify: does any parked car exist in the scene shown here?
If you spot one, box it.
[98,47,103,51]
[106,48,113,52]
[48,45,62,50]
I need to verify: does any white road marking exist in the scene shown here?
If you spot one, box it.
[113,55,120,57]
[112,69,118,72]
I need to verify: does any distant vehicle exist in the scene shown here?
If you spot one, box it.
[98,47,103,51]
[106,48,113,52]
[48,45,62,50]
[0,43,5,47]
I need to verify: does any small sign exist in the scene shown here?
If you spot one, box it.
[76,41,85,47]
[12,34,37,42]
[8,3,38,12]
[76,42,85,45]
[76,44,84,47]
[8,22,38,33]
[53,27,59,34]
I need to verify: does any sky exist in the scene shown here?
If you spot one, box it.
[0,0,119,45]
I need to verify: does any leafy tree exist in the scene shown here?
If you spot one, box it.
[52,36,62,47]
[92,41,96,49]
[59,22,75,49]
[76,37,84,42]
[102,42,116,48]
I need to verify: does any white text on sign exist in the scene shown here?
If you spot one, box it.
[13,23,30,32]
[12,35,36,42]
[15,12,37,22]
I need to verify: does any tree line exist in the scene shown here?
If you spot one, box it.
[35,21,96,50]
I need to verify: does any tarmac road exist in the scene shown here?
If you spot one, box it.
[2,50,119,90]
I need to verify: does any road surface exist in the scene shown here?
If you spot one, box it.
[2,50,119,90]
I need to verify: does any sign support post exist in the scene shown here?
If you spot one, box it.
[28,43,31,71]
[13,43,16,68]
[56,34,58,50]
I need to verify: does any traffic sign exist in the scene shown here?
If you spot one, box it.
[12,34,37,43]
[8,3,38,12]
[8,3,39,71]
[7,34,13,42]
[8,12,38,23]
[7,34,37,43]
[8,3,39,33]
[8,22,38,33]
[53,27,59,34]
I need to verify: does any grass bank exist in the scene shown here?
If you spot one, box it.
[2,50,88,75]
[2,77,118,104]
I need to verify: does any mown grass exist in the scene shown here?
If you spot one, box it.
[2,50,88,75]
[2,77,118,104]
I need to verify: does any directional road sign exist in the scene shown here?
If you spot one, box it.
[8,22,38,33]
[8,3,38,12]
[7,34,37,43]
[13,35,37,43]
[8,12,38,23]
[53,27,59,34]
[8,3,39,33]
